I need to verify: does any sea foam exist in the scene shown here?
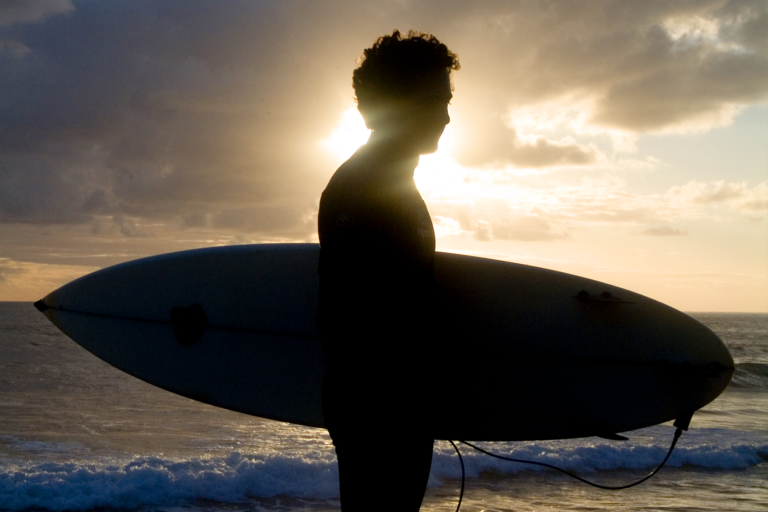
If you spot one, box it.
[1,435,765,511]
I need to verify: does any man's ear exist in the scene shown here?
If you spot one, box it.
[358,97,405,132]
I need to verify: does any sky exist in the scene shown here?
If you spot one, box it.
[0,0,766,312]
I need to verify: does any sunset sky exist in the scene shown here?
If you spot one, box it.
[0,0,766,312]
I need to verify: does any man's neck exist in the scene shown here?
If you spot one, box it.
[363,131,421,176]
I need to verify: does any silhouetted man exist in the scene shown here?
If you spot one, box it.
[317,31,459,511]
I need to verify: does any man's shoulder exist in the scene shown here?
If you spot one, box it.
[324,159,362,192]
[321,151,376,203]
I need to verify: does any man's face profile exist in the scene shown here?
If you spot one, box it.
[359,70,453,156]
[403,70,453,155]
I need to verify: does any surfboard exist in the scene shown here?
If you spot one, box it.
[34,244,733,441]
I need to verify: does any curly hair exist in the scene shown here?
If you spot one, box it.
[353,30,460,106]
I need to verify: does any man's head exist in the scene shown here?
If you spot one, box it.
[354,30,460,155]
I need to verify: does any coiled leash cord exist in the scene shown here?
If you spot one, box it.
[447,427,684,512]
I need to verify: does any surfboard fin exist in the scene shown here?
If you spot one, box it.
[574,290,636,304]
[171,303,208,347]
[674,411,694,431]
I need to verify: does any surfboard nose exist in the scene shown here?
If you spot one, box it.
[34,293,57,320]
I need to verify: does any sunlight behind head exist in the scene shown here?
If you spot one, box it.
[321,107,371,163]
[321,105,460,178]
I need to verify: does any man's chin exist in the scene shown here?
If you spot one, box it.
[418,140,441,155]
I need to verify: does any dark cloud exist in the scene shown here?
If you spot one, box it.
[0,0,73,26]
[0,0,765,240]
[0,0,357,237]
[0,151,96,224]
[479,0,766,115]
[211,206,314,236]
[591,48,768,131]
[448,0,768,165]
[113,216,151,238]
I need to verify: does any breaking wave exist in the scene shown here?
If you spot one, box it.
[2,436,766,511]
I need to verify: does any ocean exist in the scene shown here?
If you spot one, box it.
[0,302,765,511]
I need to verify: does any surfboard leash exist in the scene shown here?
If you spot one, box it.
[460,428,682,490]
[448,423,687,511]
[447,440,465,512]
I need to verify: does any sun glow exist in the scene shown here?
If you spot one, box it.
[320,109,545,207]
[321,106,465,169]
[321,107,370,162]
[414,147,468,199]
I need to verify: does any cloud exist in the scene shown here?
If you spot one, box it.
[0,0,352,238]
[486,216,569,242]
[638,225,688,236]
[446,0,768,163]
[210,206,317,239]
[0,257,99,301]
[0,0,73,26]
[421,172,766,243]
[667,180,768,212]
[453,116,602,168]
[0,0,765,242]
[113,215,151,238]
[545,2,764,125]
